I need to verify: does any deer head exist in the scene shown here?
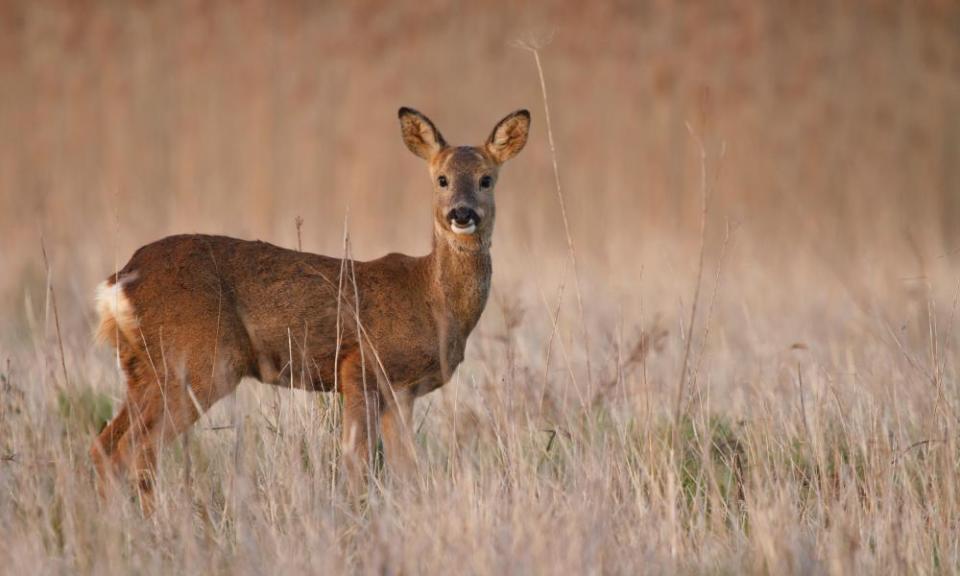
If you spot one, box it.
[399,107,531,250]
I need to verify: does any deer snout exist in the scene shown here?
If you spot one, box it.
[447,206,480,235]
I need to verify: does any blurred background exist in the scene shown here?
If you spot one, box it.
[0,0,957,364]
[3,4,960,570]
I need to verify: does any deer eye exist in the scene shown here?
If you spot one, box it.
[437,175,449,188]
[479,175,493,189]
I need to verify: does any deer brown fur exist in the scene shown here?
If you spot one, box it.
[90,107,530,511]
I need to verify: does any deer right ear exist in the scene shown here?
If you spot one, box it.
[399,107,447,160]
[485,109,531,164]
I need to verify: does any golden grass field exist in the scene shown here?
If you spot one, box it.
[1,1,959,573]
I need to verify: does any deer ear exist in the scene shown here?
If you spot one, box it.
[398,107,447,160]
[485,110,531,164]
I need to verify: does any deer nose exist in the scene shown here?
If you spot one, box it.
[447,206,480,226]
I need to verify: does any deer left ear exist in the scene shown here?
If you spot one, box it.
[399,107,447,160]
[485,110,531,164]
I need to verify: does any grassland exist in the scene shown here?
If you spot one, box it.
[1,1,959,574]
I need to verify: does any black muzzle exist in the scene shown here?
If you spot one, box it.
[447,206,480,227]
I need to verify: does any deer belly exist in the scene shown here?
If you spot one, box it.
[253,345,338,392]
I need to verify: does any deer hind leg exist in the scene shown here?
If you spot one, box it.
[106,342,248,514]
[90,404,130,499]
[90,346,142,499]
[339,351,382,494]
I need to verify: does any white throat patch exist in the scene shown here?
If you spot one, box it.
[450,221,477,235]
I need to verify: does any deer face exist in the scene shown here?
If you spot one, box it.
[399,108,530,247]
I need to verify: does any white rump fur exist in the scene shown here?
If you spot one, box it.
[94,273,139,346]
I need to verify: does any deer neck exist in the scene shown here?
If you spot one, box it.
[427,230,492,338]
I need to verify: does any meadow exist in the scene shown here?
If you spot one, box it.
[1,1,959,573]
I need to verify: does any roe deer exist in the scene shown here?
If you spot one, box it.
[91,107,531,511]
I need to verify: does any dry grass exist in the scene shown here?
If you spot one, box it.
[1,1,960,574]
